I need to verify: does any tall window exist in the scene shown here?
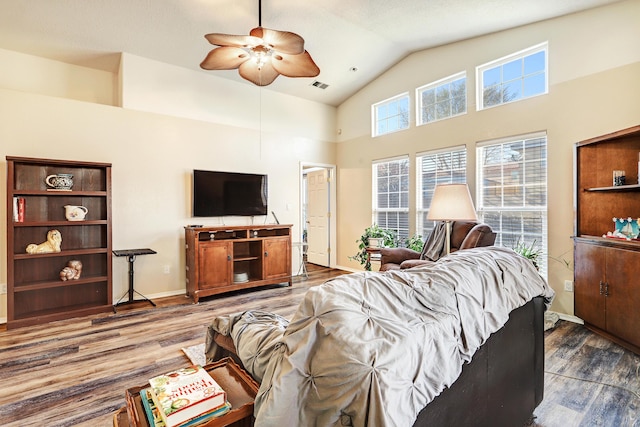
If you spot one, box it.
[372,93,410,137]
[373,156,410,241]
[416,72,466,125]
[476,42,548,110]
[416,146,467,238]
[477,133,548,275]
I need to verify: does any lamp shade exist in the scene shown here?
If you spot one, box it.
[427,183,478,221]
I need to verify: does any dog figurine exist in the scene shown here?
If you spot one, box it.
[59,259,83,281]
[26,229,62,254]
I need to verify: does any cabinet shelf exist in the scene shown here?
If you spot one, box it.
[13,220,108,227]
[234,256,260,262]
[13,275,110,292]
[12,303,112,323]
[10,190,108,197]
[13,248,108,260]
[584,183,640,192]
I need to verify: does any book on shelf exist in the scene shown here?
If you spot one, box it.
[141,388,231,427]
[13,197,25,222]
[148,365,228,427]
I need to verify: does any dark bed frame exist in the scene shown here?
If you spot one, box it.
[208,296,545,427]
[415,296,545,426]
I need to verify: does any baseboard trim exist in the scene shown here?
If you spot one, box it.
[111,289,186,305]
[335,265,360,274]
[556,312,584,325]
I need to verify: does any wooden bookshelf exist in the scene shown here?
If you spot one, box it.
[6,156,113,329]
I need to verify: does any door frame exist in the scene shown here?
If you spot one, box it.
[300,162,337,268]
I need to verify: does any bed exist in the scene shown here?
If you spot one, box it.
[205,246,555,426]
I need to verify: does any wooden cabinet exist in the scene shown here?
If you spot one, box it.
[574,125,640,353]
[185,225,291,303]
[6,156,112,329]
[574,240,640,350]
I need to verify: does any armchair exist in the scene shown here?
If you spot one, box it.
[379,221,496,271]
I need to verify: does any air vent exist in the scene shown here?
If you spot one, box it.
[311,80,329,90]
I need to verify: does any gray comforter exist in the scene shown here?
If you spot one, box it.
[206,246,555,426]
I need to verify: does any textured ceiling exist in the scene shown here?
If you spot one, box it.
[0,0,622,106]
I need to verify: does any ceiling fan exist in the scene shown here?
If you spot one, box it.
[200,0,320,86]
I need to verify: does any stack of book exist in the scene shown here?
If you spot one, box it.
[143,365,231,427]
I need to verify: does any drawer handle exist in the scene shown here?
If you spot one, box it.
[604,282,609,297]
[599,281,604,295]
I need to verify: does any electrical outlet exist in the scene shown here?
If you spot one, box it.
[0,283,7,294]
[163,265,171,275]
[564,280,574,292]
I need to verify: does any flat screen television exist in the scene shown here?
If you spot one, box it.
[193,170,268,217]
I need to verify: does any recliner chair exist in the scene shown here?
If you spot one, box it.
[379,221,496,271]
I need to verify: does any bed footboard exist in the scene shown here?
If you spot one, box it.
[413,296,545,427]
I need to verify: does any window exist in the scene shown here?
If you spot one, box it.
[416,146,467,238]
[476,43,548,110]
[372,93,410,137]
[476,133,548,276]
[373,156,410,241]
[417,72,466,125]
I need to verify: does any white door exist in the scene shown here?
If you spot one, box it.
[306,169,330,266]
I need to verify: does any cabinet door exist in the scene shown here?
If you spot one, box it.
[605,247,640,347]
[263,238,291,280]
[574,242,606,330]
[199,241,232,288]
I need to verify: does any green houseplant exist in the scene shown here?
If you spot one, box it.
[513,238,542,270]
[404,234,424,252]
[350,224,396,271]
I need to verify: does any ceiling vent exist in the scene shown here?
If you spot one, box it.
[311,80,329,90]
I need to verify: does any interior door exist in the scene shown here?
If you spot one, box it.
[306,169,330,266]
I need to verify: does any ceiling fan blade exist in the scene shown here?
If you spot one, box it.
[238,61,279,86]
[272,51,320,78]
[200,46,250,70]
[250,27,304,55]
[204,33,262,48]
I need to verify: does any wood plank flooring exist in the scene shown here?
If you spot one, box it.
[0,265,638,426]
[532,320,640,427]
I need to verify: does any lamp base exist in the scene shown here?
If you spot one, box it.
[445,220,452,255]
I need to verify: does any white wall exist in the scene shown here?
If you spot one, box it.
[0,48,117,105]
[334,0,640,316]
[0,51,337,321]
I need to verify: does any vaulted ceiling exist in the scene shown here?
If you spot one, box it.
[0,0,622,106]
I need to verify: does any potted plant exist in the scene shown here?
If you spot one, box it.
[350,224,396,271]
[513,238,542,270]
[404,234,424,252]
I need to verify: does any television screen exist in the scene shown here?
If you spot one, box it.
[193,170,268,217]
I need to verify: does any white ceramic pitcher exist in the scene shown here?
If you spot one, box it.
[64,205,88,221]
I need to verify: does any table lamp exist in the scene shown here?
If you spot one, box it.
[427,183,478,254]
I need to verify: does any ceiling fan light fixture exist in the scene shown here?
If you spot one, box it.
[200,1,319,86]
[249,44,273,69]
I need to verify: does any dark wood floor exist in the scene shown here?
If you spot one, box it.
[0,264,638,426]
[532,320,640,427]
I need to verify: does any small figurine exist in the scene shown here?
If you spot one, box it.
[26,229,62,254]
[59,260,83,281]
